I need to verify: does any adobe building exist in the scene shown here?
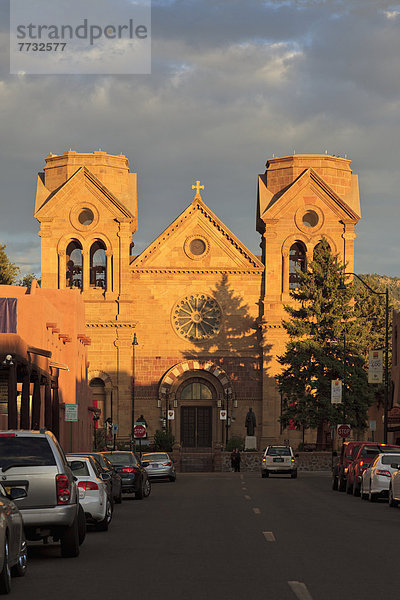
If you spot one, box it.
[34,150,361,450]
[0,282,93,451]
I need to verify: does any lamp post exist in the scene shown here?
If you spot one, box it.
[165,390,169,433]
[225,389,231,446]
[339,273,389,443]
[131,333,138,442]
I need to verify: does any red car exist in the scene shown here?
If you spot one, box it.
[332,441,362,491]
[346,443,400,496]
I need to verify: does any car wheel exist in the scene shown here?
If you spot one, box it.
[143,479,151,498]
[291,471,297,479]
[60,515,80,558]
[346,477,353,494]
[115,487,122,504]
[332,471,338,490]
[96,499,113,532]
[11,539,27,578]
[169,476,176,482]
[0,538,11,594]
[389,486,398,508]
[338,474,346,492]
[77,504,86,546]
[353,481,360,497]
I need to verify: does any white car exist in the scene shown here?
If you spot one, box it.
[67,456,113,531]
[361,452,400,502]
[261,446,298,478]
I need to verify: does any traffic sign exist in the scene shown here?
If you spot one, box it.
[112,424,118,434]
[368,350,383,383]
[331,379,342,404]
[337,423,351,438]
[65,404,78,422]
[220,410,227,420]
[133,422,147,438]
[167,410,175,420]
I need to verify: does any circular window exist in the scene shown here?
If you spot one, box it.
[189,238,206,256]
[302,210,319,228]
[173,294,221,340]
[78,209,94,226]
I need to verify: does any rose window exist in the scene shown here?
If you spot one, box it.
[173,294,221,340]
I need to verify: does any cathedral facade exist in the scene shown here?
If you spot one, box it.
[34,151,361,449]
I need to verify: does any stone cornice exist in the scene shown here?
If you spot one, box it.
[131,268,263,275]
[86,322,136,328]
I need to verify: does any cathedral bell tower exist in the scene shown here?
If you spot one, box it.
[34,150,137,312]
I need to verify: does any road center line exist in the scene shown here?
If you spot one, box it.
[244,494,251,500]
[288,581,314,600]
[263,531,276,542]
[253,507,261,514]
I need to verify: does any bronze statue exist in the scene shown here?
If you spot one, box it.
[245,408,256,436]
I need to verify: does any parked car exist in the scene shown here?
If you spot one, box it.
[389,461,400,507]
[102,451,151,499]
[66,456,113,531]
[0,482,27,594]
[332,441,362,492]
[347,443,400,496]
[261,446,298,478]
[361,452,400,501]
[69,452,122,504]
[0,429,82,558]
[141,452,176,482]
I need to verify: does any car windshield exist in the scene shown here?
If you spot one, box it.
[142,453,168,462]
[103,452,137,466]
[360,446,380,458]
[0,436,56,469]
[67,460,89,476]
[266,447,291,456]
[382,455,400,465]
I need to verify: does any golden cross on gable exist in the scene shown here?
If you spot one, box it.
[192,180,204,197]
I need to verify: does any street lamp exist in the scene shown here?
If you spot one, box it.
[131,333,138,441]
[225,388,232,446]
[339,273,389,443]
[165,390,169,433]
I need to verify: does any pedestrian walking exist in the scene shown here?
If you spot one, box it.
[231,448,241,472]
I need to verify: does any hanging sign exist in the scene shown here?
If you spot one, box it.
[368,350,383,383]
[331,379,343,404]
[220,410,227,420]
[167,410,175,420]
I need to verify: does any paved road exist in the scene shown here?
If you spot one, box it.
[8,471,400,599]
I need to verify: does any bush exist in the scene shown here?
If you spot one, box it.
[226,436,244,452]
[154,430,175,452]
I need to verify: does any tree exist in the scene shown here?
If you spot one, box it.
[276,238,373,437]
[0,244,19,284]
[18,273,41,288]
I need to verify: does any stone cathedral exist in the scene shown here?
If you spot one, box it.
[34,151,361,449]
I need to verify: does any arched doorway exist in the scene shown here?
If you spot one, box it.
[90,377,105,427]
[178,379,215,448]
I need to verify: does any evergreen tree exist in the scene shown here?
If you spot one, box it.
[0,244,19,284]
[276,238,373,434]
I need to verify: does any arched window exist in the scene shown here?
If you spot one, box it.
[66,240,83,289]
[313,241,331,260]
[90,241,107,289]
[180,381,214,400]
[90,378,105,427]
[289,242,306,289]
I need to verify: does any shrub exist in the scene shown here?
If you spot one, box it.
[226,436,244,452]
[154,430,175,452]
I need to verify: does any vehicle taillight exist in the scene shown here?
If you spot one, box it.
[56,474,71,505]
[291,458,295,463]
[78,480,99,490]
[163,461,172,467]
[0,433,15,437]
[376,469,392,478]
[262,458,266,462]
[359,461,364,468]
[122,466,134,473]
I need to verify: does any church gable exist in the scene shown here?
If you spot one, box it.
[34,166,134,222]
[259,168,360,223]
[132,197,263,272]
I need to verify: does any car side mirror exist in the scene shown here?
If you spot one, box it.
[142,461,149,467]
[70,460,85,472]
[100,472,111,481]
[8,487,27,501]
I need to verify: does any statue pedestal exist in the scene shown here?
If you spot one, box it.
[245,436,257,450]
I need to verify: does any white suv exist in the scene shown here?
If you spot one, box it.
[261,446,298,479]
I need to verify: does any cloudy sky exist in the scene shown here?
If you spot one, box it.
[1,0,400,278]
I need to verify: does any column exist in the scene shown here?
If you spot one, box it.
[7,363,17,429]
[59,249,66,290]
[20,368,31,429]
[44,379,52,430]
[31,376,41,430]
[52,384,60,439]
[83,248,90,291]
[282,252,289,294]
[105,250,113,292]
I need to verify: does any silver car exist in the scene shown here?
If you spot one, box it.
[0,482,27,594]
[141,453,176,482]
